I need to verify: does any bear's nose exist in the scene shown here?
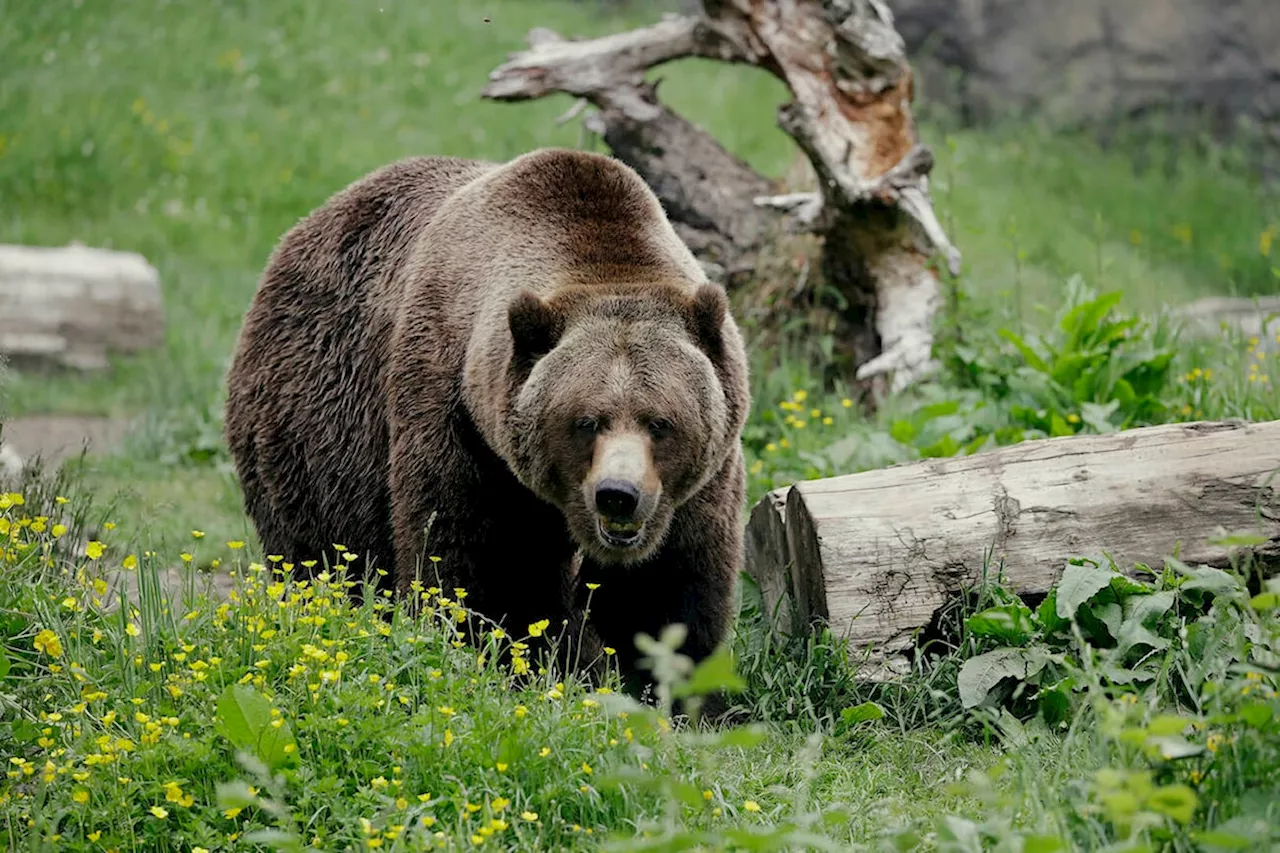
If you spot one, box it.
[595,479,640,519]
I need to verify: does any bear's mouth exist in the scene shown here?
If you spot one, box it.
[598,516,644,547]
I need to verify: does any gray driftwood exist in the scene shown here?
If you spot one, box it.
[0,243,165,371]
[483,1,960,393]
[746,419,1280,678]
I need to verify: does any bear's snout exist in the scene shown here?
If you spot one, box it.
[595,479,640,520]
[584,431,662,552]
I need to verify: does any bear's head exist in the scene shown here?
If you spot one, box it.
[505,281,744,565]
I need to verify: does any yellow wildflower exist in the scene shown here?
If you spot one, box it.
[34,629,63,658]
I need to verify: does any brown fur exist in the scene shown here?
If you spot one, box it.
[224,148,751,695]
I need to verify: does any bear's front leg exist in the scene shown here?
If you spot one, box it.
[577,446,745,699]
[389,409,597,670]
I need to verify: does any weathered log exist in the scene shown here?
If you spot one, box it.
[0,243,165,371]
[745,420,1280,678]
[483,1,960,393]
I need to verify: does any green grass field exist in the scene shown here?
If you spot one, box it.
[3,0,1280,850]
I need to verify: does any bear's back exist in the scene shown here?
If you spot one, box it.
[225,155,497,572]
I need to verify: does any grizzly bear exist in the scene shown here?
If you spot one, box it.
[224,148,751,695]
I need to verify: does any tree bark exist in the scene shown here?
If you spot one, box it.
[483,1,960,392]
[745,419,1280,679]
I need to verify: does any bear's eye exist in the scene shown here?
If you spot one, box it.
[647,417,675,440]
[572,416,601,436]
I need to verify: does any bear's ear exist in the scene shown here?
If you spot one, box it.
[685,283,728,359]
[508,289,564,373]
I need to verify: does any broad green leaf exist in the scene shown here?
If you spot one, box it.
[1249,591,1280,611]
[1124,589,1175,622]
[0,647,10,681]
[241,829,303,853]
[1191,830,1255,851]
[1116,591,1175,656]
[1146,714,1193,736]
[1100,664,1157,685]
[919,434,962,459]
[669,780,705,808]
[1048,412,1074,437]
[1111,377,1137,409]
[889,419,916,444]
[1238,702,1274,729]
[1108,574,1153,598]
[1035,591,1069,634]
[1022,835,1066,853]
[1146,783,1197,825]
[1206,531,1270,549]
[957,647,1046,709]
[672,647,745,698]
[997,328,1049,373]
[917,399,962,420]
[937,814,983,848]
[1079,400,1119,433]
[1177,566,1241,597]
[215,684,297,771]
[966,603,1036,645]
[1056,561,1118,620]
[1059,291,1123,338]
[840,702,886,726]
[1091,601,1123,641]
[1036,678,1074,725]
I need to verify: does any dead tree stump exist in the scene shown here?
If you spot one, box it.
[483,1,961,394]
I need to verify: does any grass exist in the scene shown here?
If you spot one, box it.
[2,0,1280,850]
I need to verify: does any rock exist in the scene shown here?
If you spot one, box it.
[1177,295,1280,353]
[0,243,165,371]
[0,442,21,487]
[890,0,1279,136]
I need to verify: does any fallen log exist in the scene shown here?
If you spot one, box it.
[483,1,961,394]
[745,419,1280,678]
[0,242,165,371]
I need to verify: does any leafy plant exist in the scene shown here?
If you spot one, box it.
[945,277,1181,437]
